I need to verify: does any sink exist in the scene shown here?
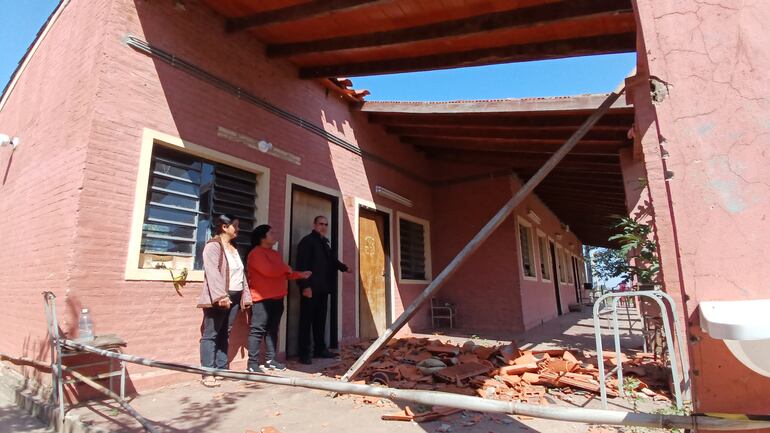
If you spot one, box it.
[700,299,770,377]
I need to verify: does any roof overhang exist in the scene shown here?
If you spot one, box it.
[204,0,636,78]
[357,94,633,247]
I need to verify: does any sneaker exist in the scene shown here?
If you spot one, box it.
[247,366,266,374]
[201,376,220,387]
[264,360,286,371]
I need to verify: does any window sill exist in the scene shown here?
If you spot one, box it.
[399,278,432,285]
[521,276,539,282]
[124,268,204,282]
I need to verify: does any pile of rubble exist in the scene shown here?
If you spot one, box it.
[326,337,672,416]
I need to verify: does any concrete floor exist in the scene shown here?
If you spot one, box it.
[0,390,52,433]
[61,307,676,433]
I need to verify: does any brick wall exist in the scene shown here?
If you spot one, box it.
[0,0,112,384]
[429,169,583,335]
[61,0,434,390]
[2,0,586,394]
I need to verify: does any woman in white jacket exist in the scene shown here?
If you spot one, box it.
[197,214,252,387]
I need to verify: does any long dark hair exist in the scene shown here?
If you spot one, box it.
[250,224,271,250]
[211,214,237,238]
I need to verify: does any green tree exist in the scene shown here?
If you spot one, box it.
[591,247,629,282]
[590,217,660,284]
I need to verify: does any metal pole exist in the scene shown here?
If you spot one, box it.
[657,291,692,401]
[611,297,624,396]
[60,340,770,431]
[63,366,159,433]
[592,297,609,406]
[43,292,66,426]
[341,90,625,383]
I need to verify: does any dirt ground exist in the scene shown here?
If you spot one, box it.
[64,309,679,433]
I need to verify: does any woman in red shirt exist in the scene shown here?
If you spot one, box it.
[247,225,310,372]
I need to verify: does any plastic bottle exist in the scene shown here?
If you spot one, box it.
[78,308,94,341]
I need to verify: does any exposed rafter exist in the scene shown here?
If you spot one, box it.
[267,0,632,58]
[225,0,385,33]
[299,32,636,78]
[367,113,633,129]
[388,125,629,141]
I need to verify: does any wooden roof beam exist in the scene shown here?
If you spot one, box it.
[537,181,626,193]
[299,32,637,78]
[412,141,624,157]
[420,147,620,165]
[367,113,633,128]
[225,0,385,33]
[535,187,627,198]
[416,145,621,165]
[407,136,626,149]
[425,152,622,174]
[388,125,630,141]
[267,0,633,58]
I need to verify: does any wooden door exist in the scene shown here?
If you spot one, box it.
[286,187,334,356]
[358,209,388,340]
[550,241,563,316]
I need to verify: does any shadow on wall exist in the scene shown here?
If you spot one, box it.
[133,0,351,359]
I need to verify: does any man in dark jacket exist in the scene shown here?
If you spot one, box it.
[296,216,349,364]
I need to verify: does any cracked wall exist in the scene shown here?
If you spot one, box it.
[634,0,770,418]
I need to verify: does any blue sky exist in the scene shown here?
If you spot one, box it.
[0,0,60,93]
[352,54,636,101]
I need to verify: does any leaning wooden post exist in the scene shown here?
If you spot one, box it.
[339,89,625,383]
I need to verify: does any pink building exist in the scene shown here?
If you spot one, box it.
[0,0,767,423]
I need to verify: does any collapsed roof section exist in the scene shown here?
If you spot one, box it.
[358,94,634,247]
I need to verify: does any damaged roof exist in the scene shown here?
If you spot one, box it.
[358,94,634,247]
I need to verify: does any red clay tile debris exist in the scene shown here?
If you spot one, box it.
[326,338,673,414]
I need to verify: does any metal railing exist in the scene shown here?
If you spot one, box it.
[593,290,691,409]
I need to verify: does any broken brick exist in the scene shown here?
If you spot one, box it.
[513,352,538,366]
[457,353,479,364]
[562,351,579,364]
[434,362,491,383]
[522,372,541,384]
[426,343,460,356]
[473,345,498,360]
[382,410,414,421]
[499,363,538,376]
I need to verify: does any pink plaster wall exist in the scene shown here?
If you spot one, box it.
[430,173,582,335]
[634,0,770,419]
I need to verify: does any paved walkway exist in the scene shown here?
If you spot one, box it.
[61,307,671,433]
[0,393,52,433]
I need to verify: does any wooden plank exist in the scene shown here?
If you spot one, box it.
[299,33,637,78]
[225,0,385,32]
[424,152,623,173]
[535,186,627,198]
[268,0,632,57]
[410,140,625,157]
[416,145,622,164]
[367,113,633,128]
[537,181,626,193]
[338,91,623,384]
[407,136,626,149]
[390,125,628,142]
